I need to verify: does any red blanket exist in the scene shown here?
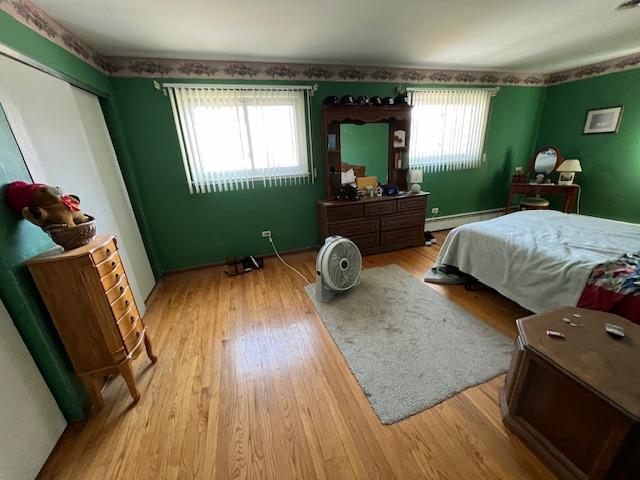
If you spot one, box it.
[578,253,640,325]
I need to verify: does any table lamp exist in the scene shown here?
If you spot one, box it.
[556,159,582,185]
[409,169,423,193]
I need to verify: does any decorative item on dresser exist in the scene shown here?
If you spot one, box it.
[26,235,157,412]
[317,192,429,255]
[556,158,582,185]
[501,307,640,480]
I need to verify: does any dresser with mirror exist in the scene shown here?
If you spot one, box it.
[317,103,429,255]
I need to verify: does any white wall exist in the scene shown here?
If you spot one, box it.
[0,55,155,310]
[0,299,66,480]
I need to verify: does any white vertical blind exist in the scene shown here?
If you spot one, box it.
[408,88,497,173]
[167,85,314,193]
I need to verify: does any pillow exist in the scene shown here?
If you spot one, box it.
[341,168,356,185]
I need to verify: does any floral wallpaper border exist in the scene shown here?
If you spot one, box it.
[3,0,640,86]
[103,56,550,86]
[0,0,110,72]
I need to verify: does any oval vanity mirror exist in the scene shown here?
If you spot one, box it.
[531,146,562,175]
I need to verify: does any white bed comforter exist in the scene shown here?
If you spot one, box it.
[433,210,640,313]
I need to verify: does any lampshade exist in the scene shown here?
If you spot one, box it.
[409,169,423,183]
[556,159,582,173]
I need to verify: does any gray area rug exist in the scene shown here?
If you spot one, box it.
[304,264,513,424]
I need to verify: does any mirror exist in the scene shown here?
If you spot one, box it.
[339,123,388,185]
[532,146,561,175]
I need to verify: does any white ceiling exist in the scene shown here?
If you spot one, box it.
[35,0,640,73]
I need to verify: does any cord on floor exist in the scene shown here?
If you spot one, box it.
[268,237,312,285]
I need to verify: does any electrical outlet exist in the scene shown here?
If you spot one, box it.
[261,230,272,238]
[431,207,439,215]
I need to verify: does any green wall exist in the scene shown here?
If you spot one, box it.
[536,69,640,223]
[0,11,110,95]
[340,123,389,182]
[110,78,546,272]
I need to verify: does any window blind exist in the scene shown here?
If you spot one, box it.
[408,88,497,173]
[166,85,314,193]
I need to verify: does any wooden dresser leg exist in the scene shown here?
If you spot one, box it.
[80,374,104,412]
[119,360,140,403]
[144,332,158,364]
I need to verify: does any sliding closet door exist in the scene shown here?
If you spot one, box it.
[71,87,155,305]
[0,55,154,310]
[0,299,66,480]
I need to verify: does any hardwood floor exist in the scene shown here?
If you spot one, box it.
[38,232,554,479]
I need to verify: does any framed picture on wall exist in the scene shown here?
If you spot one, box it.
[392,130,406,148]
[583,106,623,134]
[327,133,337,151]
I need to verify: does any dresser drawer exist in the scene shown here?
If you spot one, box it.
[350,232,379,250]
[122,320,145,354]
[95,251,121,278]
[364,201,395,216]
[100,263,125,291]
[90,239,117,265]
[381,213,425,231]
[381,237,424,252]
[326,204,364,221]
[381,226,424,245]
[110,286,135,320]
[328,218,379,237]
[398,196,427,213]
[116,303,140,338]
[105,273,129,304]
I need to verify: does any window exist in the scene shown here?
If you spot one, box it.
[167,85,314,193]
[408,88,497,172]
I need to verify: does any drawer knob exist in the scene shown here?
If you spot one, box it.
[130,316,135,324]
[136,331,141,338]
[125,300,130,307]
[106,248,111,255]
[115,273,120,281]
[120,286,125,294]
[111,261,117,268]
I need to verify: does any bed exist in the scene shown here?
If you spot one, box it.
[432,210,640,322]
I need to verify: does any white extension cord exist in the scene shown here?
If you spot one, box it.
[268,236,312,285]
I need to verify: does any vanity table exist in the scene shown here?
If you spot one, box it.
[507,145,579,213]
[507,183,579,213]
[317,103,430,255]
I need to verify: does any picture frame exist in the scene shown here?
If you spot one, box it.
[583,106,623,134]
[392,130,406,148]
[327,133,337,151]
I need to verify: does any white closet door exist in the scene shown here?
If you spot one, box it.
[71,87,155,306]
[0,299,66,480]
[0,55,155,310]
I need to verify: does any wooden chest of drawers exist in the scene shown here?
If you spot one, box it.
[317,192,429,255]
[26,235,157,412]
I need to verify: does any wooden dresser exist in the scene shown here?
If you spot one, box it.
[26,235,157,412]
[317,192,429,255]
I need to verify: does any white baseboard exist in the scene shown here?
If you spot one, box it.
[425,207,505,231]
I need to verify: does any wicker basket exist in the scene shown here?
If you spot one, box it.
[45,216,97,250]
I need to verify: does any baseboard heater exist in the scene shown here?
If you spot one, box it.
[425,207,506,231]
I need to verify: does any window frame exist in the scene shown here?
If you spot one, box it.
[407,87,498,173]
[167,84,315,193]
